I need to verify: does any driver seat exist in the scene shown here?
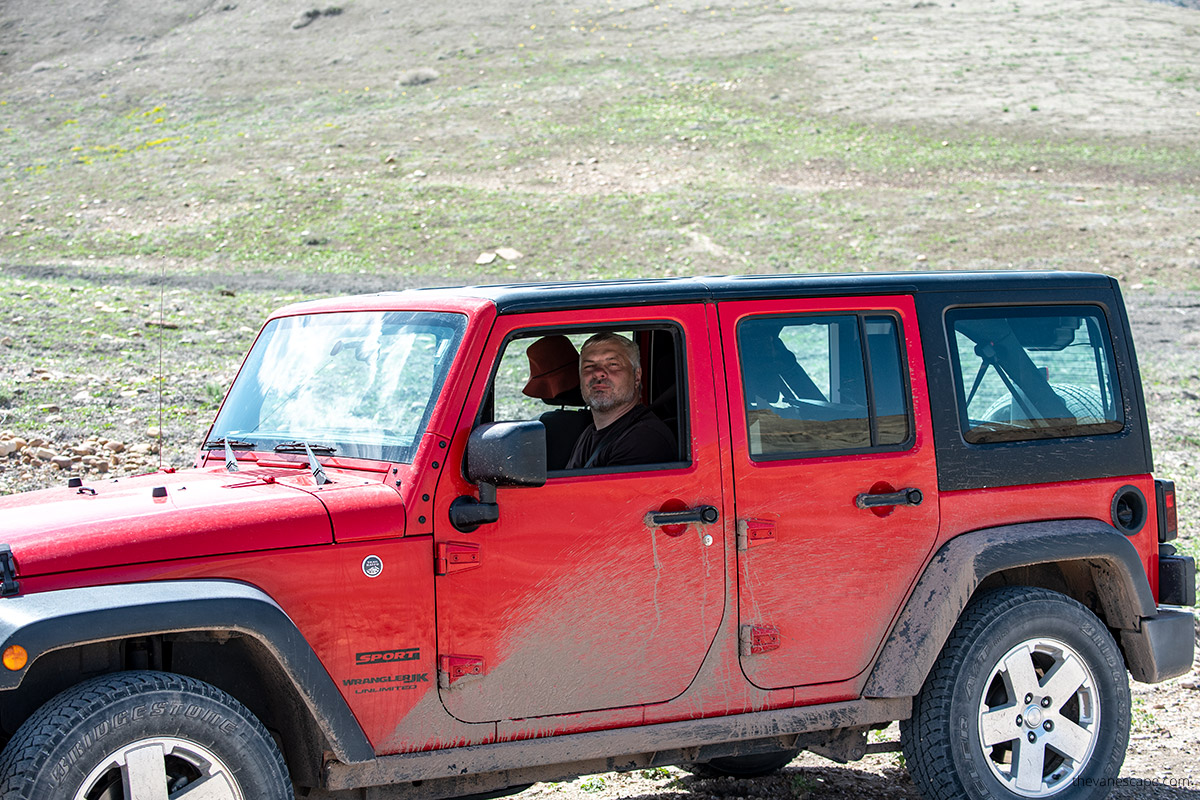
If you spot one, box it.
[522,336,592,470]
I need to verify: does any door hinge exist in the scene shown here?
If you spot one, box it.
[740,624,781,656]
[438,654,485,688]
[435,542,481,576]
[736,519,776,551]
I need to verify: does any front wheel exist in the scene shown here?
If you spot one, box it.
[0,671,291,800]
[900,587,1129,800]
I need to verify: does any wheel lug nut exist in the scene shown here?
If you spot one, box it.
[1015,715,1023,727]
[1027,732,1037,744]
[1043,721,1053,732]
[1025,694,1033,704]
[1041,696,1052,708]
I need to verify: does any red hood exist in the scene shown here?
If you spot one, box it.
[0,467,337,577]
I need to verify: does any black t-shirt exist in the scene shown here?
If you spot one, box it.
[565,404,678,469]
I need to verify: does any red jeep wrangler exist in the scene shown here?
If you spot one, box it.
[0,272,1192,800]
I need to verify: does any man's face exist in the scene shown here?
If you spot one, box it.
[580,341,640,413]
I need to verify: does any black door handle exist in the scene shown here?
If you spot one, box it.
[855,488,923,509]
[646,505,720,527]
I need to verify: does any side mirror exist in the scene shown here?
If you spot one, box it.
[465,421,547,488]
[450,422,546,533]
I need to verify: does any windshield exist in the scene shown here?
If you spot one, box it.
[209,310,466,463]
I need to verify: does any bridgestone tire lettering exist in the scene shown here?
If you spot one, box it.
[0,670,291,799]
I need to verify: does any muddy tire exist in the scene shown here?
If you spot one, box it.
[0,671,291,800]
[900,587,1129,800]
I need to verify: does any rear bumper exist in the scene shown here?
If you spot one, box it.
[1121,608,1195,683]
[1159,553,1196,607]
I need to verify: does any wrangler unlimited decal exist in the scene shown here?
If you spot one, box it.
[342,674,429,695]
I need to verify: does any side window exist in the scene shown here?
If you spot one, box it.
[949,306,1123,444]
[486,327,687,471]
[491,333,592,422]
[738,314,911,459]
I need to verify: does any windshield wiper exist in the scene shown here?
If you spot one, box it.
[272,441,337,455]
[203,437,256,450]
[272,441,333,485]
[203,437,258,473]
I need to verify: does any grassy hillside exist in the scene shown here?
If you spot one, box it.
[2,0,1199,492]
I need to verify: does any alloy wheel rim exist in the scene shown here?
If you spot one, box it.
[73,736,243,800]
[976,636,1100,798]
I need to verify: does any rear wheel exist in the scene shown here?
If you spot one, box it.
[900,587,1129,800]
[0,671,291,800]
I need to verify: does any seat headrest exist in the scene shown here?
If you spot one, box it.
[523,335,582,404]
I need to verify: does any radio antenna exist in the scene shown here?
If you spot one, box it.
[156,257,165,471]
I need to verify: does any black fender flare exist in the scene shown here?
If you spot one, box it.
[863,519,1157,699]
[0,579,374,764]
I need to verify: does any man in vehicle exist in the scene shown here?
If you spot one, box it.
[564,332,677,469]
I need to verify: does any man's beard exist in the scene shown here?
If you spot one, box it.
[584,380,637,413]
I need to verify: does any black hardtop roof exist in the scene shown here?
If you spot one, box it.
[430,270,1116,314]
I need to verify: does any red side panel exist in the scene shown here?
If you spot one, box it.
[432,305,727,723]
[717,295,941,690]
[938,476,1160,598]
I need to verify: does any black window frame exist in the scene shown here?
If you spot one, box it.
[477,320,693,477]
[736,311,915,462]
[945,304,1125,446]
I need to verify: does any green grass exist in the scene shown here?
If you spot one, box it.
[577,775,606,793]
[3,22,1199,501]
[5,169,1182,283]
[4,50,1197,281]
[1132,696,1159,733]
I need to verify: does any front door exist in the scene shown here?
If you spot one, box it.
[433,305,726,722]
[718,295,940,690]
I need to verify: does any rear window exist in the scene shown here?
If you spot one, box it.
[948,306,1123,444]
[737,314,912,459]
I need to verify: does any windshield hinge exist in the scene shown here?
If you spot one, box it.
[0,545,20,597]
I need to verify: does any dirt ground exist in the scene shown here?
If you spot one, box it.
[3,0,1199,285]
[4,0,1199,140]
[1,0,1199,797]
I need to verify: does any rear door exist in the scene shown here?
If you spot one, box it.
[718,295,939,690]
[433,304,727,722]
